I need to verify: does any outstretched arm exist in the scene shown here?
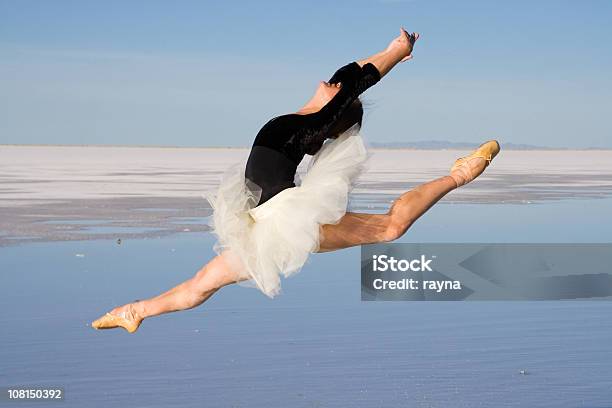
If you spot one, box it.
[357,27,419,79]
[317,27,419,122]
[315,26,419,128]
[287,28,420,156]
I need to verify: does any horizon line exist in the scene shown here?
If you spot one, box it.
[1,143,611,151]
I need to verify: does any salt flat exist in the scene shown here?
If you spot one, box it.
[2,146,612,408]
[1,145,611,246]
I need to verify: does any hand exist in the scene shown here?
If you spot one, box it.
[386,27,420,63]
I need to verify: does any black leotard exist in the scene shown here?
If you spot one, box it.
[245,61,381,206]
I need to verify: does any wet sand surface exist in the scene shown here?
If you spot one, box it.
[2,145,612,246]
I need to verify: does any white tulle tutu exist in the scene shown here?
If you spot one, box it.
[203,125,368,298]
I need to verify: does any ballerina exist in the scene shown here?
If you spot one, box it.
[92,27,499,333]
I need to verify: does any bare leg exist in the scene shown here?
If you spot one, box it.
[134,251,245,318]
[318,176,456,252]
[91,251,246,332]
[318,140,500,252]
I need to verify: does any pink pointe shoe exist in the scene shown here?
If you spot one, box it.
[450,140,501,187]
[91,303,143,334]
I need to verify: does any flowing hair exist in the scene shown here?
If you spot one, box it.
[326,98,364,139]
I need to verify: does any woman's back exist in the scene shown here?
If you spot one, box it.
[245,61,381,207]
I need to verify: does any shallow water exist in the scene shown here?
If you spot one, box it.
[1,147,612,406]
[1,197,611,407]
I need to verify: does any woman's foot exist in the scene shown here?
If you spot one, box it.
[450,140,500,187]
[91,302,144,333]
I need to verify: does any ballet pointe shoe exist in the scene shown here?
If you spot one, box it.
[91,303,143,333]
[450,140,500,187]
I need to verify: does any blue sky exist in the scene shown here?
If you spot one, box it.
[1,0,610,148]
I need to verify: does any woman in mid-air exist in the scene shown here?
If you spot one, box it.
[92,28,499,333]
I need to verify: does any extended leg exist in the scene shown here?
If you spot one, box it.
[317,175,456,252]
[91,251,246,332]
[318,140,501,252]
[135,251,245,318]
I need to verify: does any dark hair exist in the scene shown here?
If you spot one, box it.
[327,98,363,139]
